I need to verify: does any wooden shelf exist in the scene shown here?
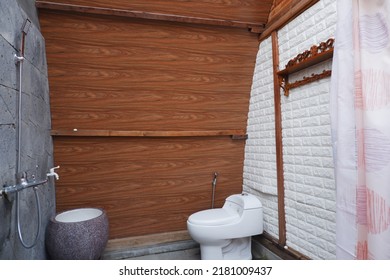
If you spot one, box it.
[51,129,248,139]
[277,48,333,77]
[277,38,334,96]
[36,1,265,33]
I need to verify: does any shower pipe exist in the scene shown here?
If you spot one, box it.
[15,19,42,249]
[1,19,60,249]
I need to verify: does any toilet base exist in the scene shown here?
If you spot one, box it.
[200,245,224,260]
[199,237,252,260]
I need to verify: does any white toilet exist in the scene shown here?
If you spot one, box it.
[187,193,263,260]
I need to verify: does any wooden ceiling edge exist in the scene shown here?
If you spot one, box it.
[36,1,266,32]
[258,0,320,42]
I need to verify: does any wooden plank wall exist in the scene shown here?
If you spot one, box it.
[38,2,264,239]
[41,12,257,131]
[54,137,245,237]
[261,0,320,40]
[38,0,273,24]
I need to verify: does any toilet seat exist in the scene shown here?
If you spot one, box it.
[188,209,239,226]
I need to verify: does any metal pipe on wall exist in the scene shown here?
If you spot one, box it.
[14,18,42,249]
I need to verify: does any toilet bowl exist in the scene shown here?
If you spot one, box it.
[187,193,263,260]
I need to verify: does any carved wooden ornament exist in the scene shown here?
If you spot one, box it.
[277,38,334,96]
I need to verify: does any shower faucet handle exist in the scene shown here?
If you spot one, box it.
[16,171,28,184]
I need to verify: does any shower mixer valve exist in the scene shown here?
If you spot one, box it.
[2,173,47,199]
[1,166,60,200]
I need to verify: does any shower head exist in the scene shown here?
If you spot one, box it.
[19,19,31,57]
[22,19,31,35]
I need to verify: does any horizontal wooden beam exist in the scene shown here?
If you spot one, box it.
[51,129,247,139]
[36,1,266,33]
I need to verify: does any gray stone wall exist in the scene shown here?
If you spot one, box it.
[0,0,55,259]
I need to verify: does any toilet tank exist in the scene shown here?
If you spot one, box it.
[224,193,262,210]
[223,193,263,236]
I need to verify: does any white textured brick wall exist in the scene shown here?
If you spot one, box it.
[243,36,279,239]
[281,77,336,260]
[244,0,337,259]
[278,0,337,67]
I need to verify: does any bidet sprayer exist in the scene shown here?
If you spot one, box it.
[212,172,218,188]
[211,172,218,208]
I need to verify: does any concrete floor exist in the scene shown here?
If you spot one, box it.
[102,231,280,260]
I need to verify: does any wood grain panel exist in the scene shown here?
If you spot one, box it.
[40,10,258,131]
[260,0,319,41]
[36,1,266,32]
[272,31,286,245]
[38,0,274,24]
[54,137,245,238]
[268,0,292,22]
[39,4,258,239]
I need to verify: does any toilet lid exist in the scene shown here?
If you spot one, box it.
[188,209,239,226]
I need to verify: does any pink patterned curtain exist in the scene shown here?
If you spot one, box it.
[331,0,390,259]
